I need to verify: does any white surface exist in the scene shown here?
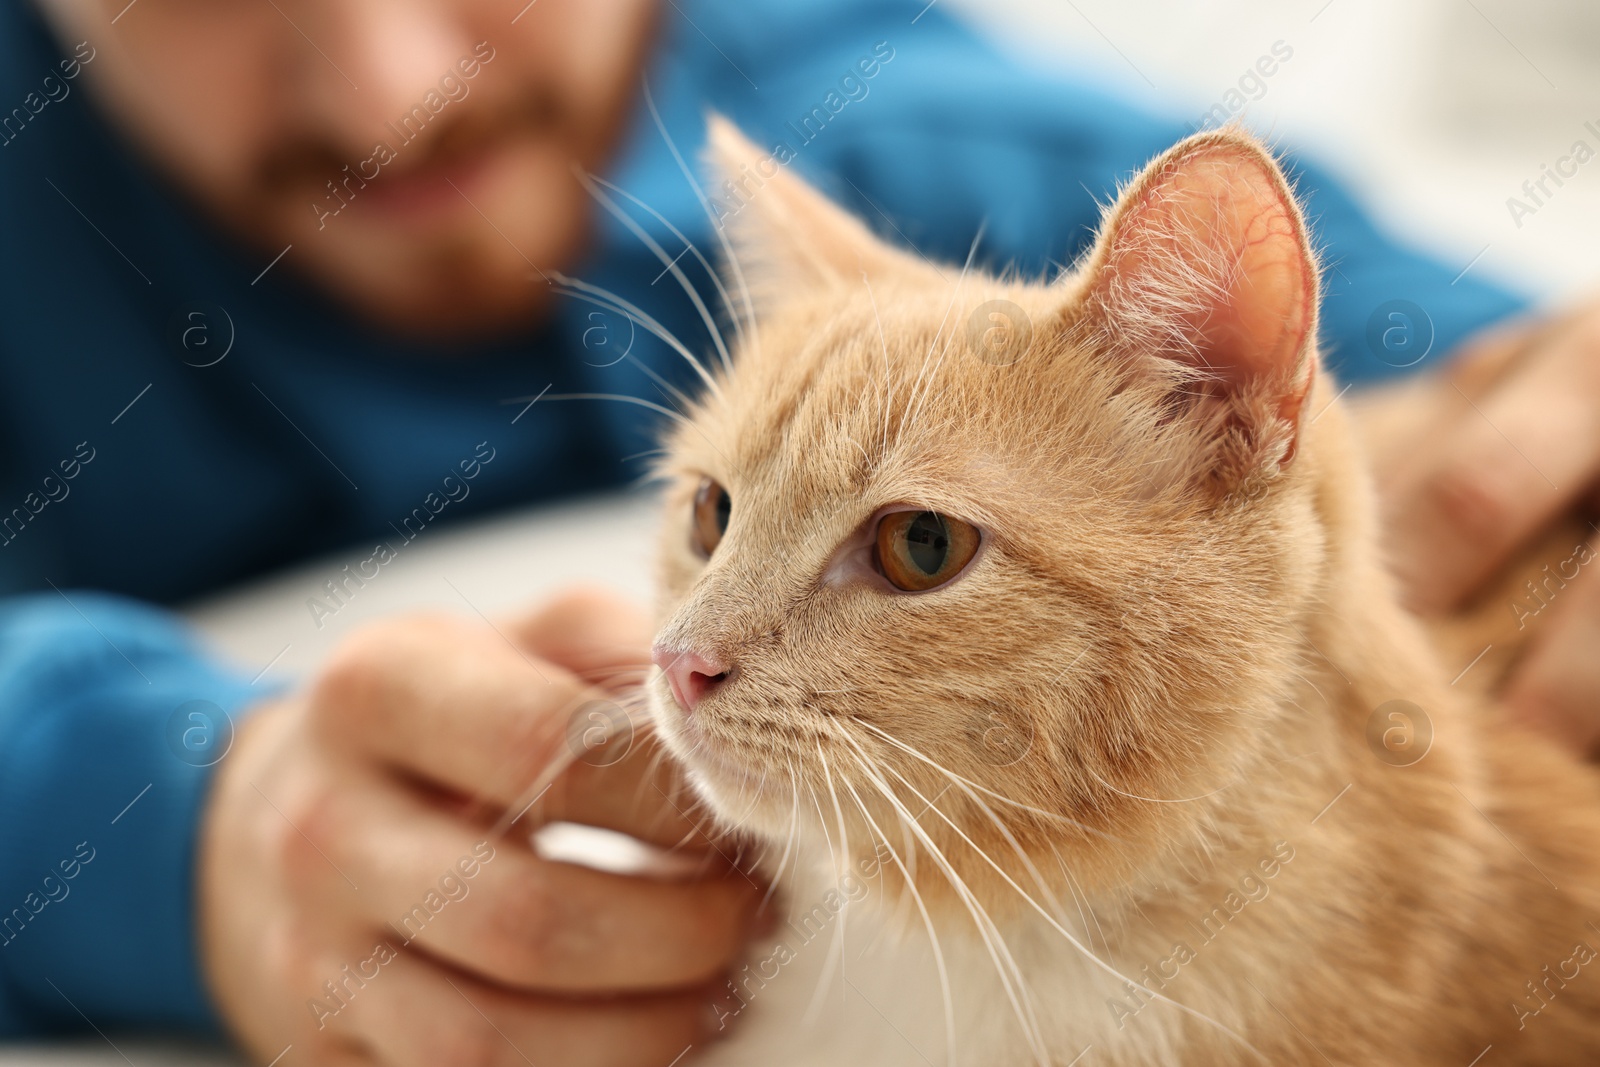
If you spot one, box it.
[949,0,1600,299]
[0,1041,244,1066]
[186,489,661,684]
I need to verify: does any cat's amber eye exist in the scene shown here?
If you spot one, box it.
[691,477,731,557]
[874,511,980,592]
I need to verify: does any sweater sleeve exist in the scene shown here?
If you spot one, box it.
[0,592,266,1036]
[1278,152,1529,386]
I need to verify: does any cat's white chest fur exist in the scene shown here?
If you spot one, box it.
[693,852,1175,1067]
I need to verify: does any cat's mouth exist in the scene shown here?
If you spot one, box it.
[647,672,837,815]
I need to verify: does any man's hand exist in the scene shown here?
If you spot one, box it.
[198,589,758,1066]
[1363,301,1600,751]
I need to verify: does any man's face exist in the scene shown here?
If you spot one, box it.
[39,0,659,339]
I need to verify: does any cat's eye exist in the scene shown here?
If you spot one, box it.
[691,477,731,557]
[874,511,980,592]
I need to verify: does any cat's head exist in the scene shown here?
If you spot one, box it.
[647,118,1341,901]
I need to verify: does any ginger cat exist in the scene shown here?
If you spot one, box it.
[642,119,1600,1066]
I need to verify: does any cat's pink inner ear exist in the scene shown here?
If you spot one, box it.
[1084,137,1317,426]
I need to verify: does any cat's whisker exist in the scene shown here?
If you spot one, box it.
[546,273,725,402]
[529,392,730,463]
[854,718,1122,843]
[804,769,844,1013]
[1289,666,1333,711]
[621,350,702,417]
[839,743,1048,1066]
[897,288,958,447]
[861,272,894,465]
[838,433,872,468]
[899,309,952,446]
[759,769,804,914]
[452,677,653,842]
[1083,763,1239,804]
[715,761,773,838]
[571,165,737,375]
[882,753,1070,922]
[838,725,1069,936]
[835,739,1039,1048]
[579,662,652,681]
[641,81,760,359]
[484,734,581,842]
[901,222,986,441]
[591,170,750,363]
[866,752,1271,1066]
[785,771,810,900]
[745,761,776,829]
[818,746,856,890]
[837,760,958,1067]
[802,747,856,1029]
[619,446,673,466]
[807,780,839,872]
[1053,848,1110,957]
[588,705,720,857]
[635,741,695,849]
[510,389,689,427]
[881,757,1111,981]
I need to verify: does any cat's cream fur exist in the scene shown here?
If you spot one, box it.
[644,119,1600,1066]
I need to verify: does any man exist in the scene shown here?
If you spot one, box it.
[0,0,1593,1064]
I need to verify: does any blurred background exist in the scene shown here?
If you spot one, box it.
[0,2,1593,1063]
[953,0,1599,302]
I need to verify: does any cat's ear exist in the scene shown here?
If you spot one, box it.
[1073,128,1318,467]
[704,115,932,310]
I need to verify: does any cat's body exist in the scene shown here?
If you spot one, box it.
[644,121,1600,1065]
[693,583,1600,1067]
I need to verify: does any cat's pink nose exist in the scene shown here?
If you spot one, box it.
[652,644,732,714]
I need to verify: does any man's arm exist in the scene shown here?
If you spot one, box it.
[0,587,761,1066]
[0,593,260,1034]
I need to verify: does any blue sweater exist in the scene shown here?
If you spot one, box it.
[0,0,1523,1037]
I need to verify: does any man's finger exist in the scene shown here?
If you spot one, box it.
[1505,533,1600,754]
[1387,320,1600,611]
[310,614,713,849]
[303,770,760,994]
[507,586,655,692]
[344,949,720,1067]
[311,613,585,799]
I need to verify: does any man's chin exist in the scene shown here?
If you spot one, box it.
[246,140,591,342]
[272,216,582,343]
[334,264,555,342]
